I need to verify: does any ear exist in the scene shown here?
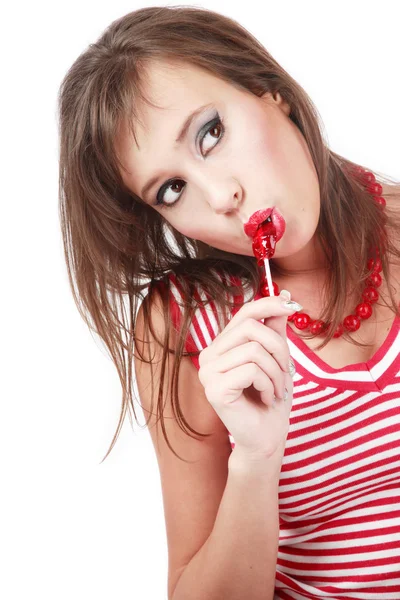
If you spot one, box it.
[261,91,291,116]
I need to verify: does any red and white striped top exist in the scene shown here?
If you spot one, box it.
[163,270,400,598]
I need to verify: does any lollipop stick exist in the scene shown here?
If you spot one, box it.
[263,257,274,296]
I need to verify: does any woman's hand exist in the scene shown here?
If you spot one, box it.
[198,292,300,462]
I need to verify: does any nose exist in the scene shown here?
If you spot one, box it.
[206,178,243,214]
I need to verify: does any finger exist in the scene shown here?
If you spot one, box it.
[263,289,292,341]
[221,363,275,407]
[206,318,290,373]
[222,294,300,335]
[214,341,286,400]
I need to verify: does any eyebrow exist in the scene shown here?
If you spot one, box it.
[140,102,215,201]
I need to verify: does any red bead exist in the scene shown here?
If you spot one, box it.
[356,302,373,320]
[351,169,378,188]
[366,272,382,288]
[353,166,365,175]
[351,166,367,180]
[343,314,361,332]
[361,171,376,185]
[333,323,344,338]
[260,281,279,297]
[287,313,296,322]
[362,286,379,303]
[310,319,325,335]
[370,246,381,257]
[367,182,383,196]
[367,258,382,273]
[375,196,386,209]
[293,313,311,330]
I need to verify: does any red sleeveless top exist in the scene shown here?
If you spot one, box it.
[161,271,400,598]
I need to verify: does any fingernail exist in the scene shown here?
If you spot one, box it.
[274,388,289,402]
[288,357,296,377]
[279,289,291,301]
[282,300,303,311]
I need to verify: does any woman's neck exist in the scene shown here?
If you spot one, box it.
[271,234,329,278]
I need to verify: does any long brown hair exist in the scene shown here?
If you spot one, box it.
[57,5,400,462]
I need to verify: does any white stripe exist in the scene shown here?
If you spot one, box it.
[369,331,400,378]
[279,476,400,521]
[288,337,399,383]
[277,562,400,577]
[170,283,206,350]
[289,343,372,381]
[381,381,400,394]
[279,488,399,530]
[280,443,400,493]
[292,372,303,384]
[198,286,220,336]
[284,396,400,447]
[289,532,400,550]
[190,298,214,347]
[279,473,400,514]
[292,380,320,395]
[278,543,400,563]
[274,585,400,600]
[292,386,341,409]
[209,269,229,330]
[289,389,365,422]
[284,406,400,462]
[278,552,400,574]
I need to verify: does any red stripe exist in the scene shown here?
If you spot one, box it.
[280,538,400,556]
[165,273,400,595]
[278,552,400,570]
[287,315,399,375]
[292,358,395,391]
[281,522,400,544]
[191,287,216,342]
[290,385,346,409]
[279,452,400,502]
[284,403,400,449]
[279,497,400,531]
[279,479,400,518]
[280,508,400,543]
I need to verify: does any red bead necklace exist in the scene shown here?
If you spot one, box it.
[258,167,386,339]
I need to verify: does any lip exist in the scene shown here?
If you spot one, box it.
[270,207,286,243]
[244,207,273,237]
[244,206,286,242]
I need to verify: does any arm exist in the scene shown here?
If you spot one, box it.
[171,450,281,600]
[134,290,281,600]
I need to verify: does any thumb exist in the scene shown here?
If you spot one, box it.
[263,289,292,340]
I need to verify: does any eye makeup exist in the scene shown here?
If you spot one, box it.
[153,111,225,208]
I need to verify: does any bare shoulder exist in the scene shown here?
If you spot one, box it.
[135,286,231,599]
[379,186,400,298]
[382,182,400,209]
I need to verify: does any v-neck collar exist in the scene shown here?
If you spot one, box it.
[286,314,399,392]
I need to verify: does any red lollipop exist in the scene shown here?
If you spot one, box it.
[252,217,277,266]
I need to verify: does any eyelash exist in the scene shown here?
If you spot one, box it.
[154,113,226,208]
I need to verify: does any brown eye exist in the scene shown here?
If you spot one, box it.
[170,180,185,195]
[155,114,225,208]
[199,119,224,154]
[211,123,222,137]
[156,179,186,207]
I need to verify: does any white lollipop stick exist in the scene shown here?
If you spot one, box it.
[263,257,274,296]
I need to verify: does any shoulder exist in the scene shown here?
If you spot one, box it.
[381,183,400,249]
[382,182,400,211]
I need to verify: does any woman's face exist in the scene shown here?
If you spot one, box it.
[117,60,322,267]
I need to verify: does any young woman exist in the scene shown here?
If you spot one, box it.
[58,6,400,599]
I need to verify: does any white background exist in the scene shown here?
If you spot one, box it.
[1,1,399,598]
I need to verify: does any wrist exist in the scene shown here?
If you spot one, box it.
[228,446,283,479]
